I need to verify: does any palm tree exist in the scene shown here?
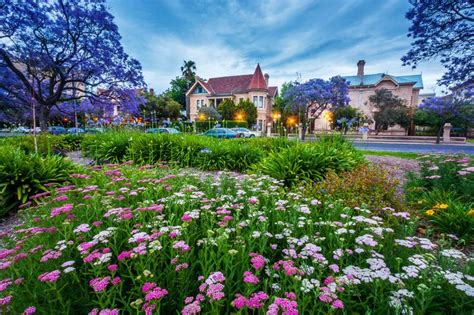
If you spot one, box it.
[181,60,197,83]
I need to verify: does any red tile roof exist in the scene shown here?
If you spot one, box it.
[206,74,253,95]
[189,65,278,97]
[247,64,267,90]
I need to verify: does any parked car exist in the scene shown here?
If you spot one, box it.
[231,127,261,138]
[67,127,85,134]
[146,127,182,134]
[200,128,241,139]
[12,126,30,133]
[48,126,66,135]
[85,127,105,134]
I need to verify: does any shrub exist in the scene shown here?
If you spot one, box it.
[413,189,474,243]
[0,134,84,155]
[253,137,364,186]
[82,131,138,163]
[309,164,402,209]
[406,154,474,203]
[0,146,77,216]
[405,154,474,243]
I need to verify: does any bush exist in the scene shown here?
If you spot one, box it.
[83,132,293,172]
[0,134,84,155]
[406,154,474,203]
[253,136,364,186]
[406,154,474,243]
[309,164,401,209]
[0,146,77,216]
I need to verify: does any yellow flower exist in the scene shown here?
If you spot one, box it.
[433,203,448,210]
[425,210,435,216]
[468,209,474,216]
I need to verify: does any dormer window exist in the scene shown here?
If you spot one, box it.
[193,85,206,94]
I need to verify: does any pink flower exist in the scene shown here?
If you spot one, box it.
[117,250,132,261]
[23,306,36,314]
[323,276,334,286]
[181,300,201,315]
[88,308,120,315]
[50,204,74,218]
[112,277,121,286]
[0,295,12,305]
[0,278,13,292]
[107,264,118,271]
[144,287,168,302]
[328,264,340,273]
[249,253,265,270]
[89,276,111,292]
[181,213,192,222]
[142,282,157,293]
[38,270,61,282]
[248,196,258,204]
[231,294,247,309]
[332,299,344,309]
[243,271,259,284]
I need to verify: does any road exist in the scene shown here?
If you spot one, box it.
[352,141,474,154]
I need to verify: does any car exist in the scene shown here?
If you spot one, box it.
[200,128,241,139]
[85,128,105,134]
[48,126,66,135]
[146,128,182,134]
[231,127,261,138]
[67,127,85,134]
[12,126,30,133]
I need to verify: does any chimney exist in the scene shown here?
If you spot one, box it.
[264,73,269,87]
[357,60,365,77]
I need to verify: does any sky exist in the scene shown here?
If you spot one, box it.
[108,0,445,94]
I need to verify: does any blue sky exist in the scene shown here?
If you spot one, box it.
[108,0,444,94]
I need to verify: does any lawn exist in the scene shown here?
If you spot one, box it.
[358,149,419,159]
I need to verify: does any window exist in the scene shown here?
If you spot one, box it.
[193,85,206,94]
[196,99,201,109]
[253,96,258,106]
[259,96,264,109]
[258,120,263,131]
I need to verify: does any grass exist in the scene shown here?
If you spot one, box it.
[359,149,419,159]
[467,139,474,144]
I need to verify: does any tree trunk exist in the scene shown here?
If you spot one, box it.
[38,105,50,131]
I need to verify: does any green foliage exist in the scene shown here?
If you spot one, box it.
[194,120,247,132]
[0,134,83,155]
[236,99,257,126]
[254,135,364,186]
[140,92,183,121]
[309,164,402,209]
[0,146,77,216]
[368,88,409,132]
[406,154,474,243]
[81,131,136,164]
[197,106,221,121]
[331,106,366,132]
[216,99,237,120]
[163,76,189,109]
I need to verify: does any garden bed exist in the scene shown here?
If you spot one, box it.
[0,162,472,314]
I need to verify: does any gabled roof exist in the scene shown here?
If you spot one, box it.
[247,64,267,90]
[342,73,423,89]
[207,74,254,94]
[186,64,278,97]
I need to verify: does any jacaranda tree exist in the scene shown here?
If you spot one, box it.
[417,89,474,143]
[283,76,349,140]
[402,0,473,87]
[0,0,144,130]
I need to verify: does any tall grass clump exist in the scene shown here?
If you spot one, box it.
[254,135,364,186]
[0,146,77,216]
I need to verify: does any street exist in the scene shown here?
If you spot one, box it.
[352,141,474,154]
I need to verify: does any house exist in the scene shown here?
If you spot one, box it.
[314,60,423,130]
[186,64,278,131]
